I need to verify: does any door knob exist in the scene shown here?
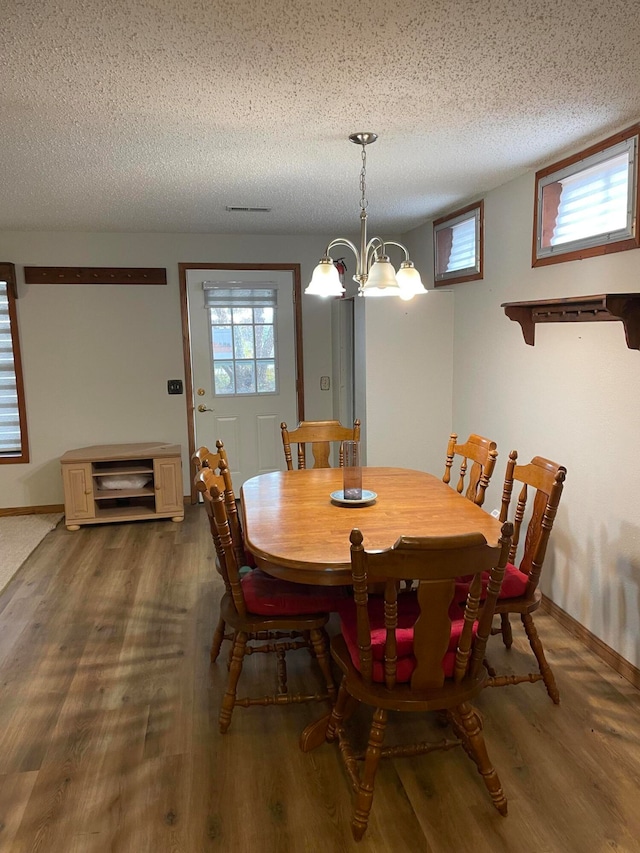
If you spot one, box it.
[197,404,214,413]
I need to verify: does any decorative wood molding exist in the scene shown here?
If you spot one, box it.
[502,293,640,349]
[23,267,167,285]
[542,594,640,690]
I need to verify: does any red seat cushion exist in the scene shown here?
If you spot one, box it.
[454,562,528,602]
[242,569,347,616]
[338,593,475,684]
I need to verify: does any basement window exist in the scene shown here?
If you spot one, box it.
[0,263,29,463]
[533,124,639,266]
[433,201,483,286]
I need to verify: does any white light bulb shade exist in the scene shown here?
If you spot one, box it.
[305,259,345,297]
[361,256,400,297]
[396,263,427,300]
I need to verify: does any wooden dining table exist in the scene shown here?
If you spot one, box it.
[240,466,504,584]
[240,466,505,751]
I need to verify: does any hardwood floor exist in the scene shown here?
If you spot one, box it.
[1,506,639,852]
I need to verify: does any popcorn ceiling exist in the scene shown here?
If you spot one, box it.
[1,0,638,234]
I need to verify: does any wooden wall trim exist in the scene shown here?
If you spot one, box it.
[24,267,167,285]
[541,594,640,690]
[0,504,64,517]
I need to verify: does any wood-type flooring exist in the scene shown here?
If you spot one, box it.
[0,506,639,852]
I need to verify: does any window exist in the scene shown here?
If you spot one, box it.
[533,124,639,266]
[433,201,483,286]
[203,283,278,396]
[0,262,29,463]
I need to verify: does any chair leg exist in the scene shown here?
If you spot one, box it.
[499,613,513,649]
[326,676,350,743]
[309,628,336,700]
[219,631,248,733]
[351,707,388,841]
[210,614,227,663]
[455,702,507,816]
[522,612,560,704]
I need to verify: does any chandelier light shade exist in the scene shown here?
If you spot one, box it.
[306,132,427,299]
[306,257,345,296]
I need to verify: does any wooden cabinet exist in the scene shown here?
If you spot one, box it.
[60,443,184,531]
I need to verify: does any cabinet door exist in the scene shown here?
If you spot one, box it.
[153,457,183,514]
[61,463,95,520]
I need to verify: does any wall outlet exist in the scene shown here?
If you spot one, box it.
[490,508,500,518]
[320,375,330,391]
[167,379,183,395]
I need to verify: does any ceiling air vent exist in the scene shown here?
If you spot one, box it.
[225,206,272,213]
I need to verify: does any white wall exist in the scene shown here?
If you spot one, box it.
[0,231,336,506]
[359,293,454,475]
[414,170,640,669]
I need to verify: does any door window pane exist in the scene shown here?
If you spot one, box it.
[235,361,256,394]
[233,325,255,359]
[257,360,276,392]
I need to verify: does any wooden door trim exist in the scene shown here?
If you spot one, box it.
[179,263,305,503]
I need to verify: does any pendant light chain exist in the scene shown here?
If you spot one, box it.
[359,144,368,213]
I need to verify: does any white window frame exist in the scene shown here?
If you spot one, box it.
[433,200,484,286]
[0,262,29,464]
[533,124,640,267]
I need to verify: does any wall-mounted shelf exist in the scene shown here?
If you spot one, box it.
[501,294,640,350]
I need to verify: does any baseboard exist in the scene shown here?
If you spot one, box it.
[2,498,191,516]
[0,504,65,517]
[542,594,640,690]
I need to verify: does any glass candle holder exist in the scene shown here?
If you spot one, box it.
[343,440,362,500]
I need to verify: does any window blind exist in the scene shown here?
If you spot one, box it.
[203,283,278,309]
[552,152,630,246]
[0,281,21,454]
[447,217,477,272]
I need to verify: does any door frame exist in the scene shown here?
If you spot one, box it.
[179,262,305,502]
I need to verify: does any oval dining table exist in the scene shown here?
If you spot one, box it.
[240,466,505,751]
[240,466,504,584]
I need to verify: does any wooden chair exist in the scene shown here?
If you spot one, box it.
[443,432,498,507]
[206,477,347,733]
[325,522,513,840]
[483,453,567,703]
[280,419,361,470]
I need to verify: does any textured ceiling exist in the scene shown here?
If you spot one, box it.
[1,0,640,235]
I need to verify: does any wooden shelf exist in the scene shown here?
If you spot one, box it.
[501,294,640,349]
[94,488,155,501]
[92,464,153,477]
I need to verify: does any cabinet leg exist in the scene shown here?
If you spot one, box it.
[66,524,80,531]
[171,516,184,523]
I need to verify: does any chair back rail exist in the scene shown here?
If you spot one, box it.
[499,453,566,598]
[209,482,248,618]
[281,419,361,469]
[443,432,498,506]
[192,440,228,473]
[349,524,512,691]
[196,460,247,571]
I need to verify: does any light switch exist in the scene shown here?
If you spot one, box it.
[320,376,330,391]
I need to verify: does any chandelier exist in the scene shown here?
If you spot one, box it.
[305,132,427,300]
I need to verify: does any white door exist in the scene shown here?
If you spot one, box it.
[187,268,298,486]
